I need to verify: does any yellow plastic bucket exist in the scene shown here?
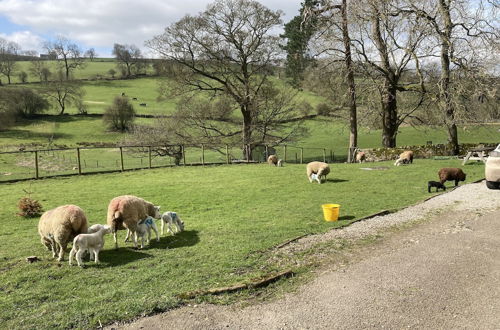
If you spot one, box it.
[322,204,340,221]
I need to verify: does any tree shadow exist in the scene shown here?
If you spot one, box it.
[338,215,356,221]
[143,230,200,250]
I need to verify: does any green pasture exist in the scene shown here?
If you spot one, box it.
[0,159,486,329]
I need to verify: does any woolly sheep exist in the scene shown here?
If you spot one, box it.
[356,151,366,163]
[160,211,185,236]
[438,167,466,186]
[267,154,278,166]
[38,205,88,261]
[306,161,330,184]
[394,150,414,166]
[69,225,111,267]
[106,195,160,249]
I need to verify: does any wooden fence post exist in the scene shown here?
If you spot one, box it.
[34,150,39,179]
[323,149,326,162]
[226,145,230,164]
[300,147,303,164]
[265,145,269,161]
[284,145,287,163]
[182,145,186,165]
[148,146,152,168]
[119,147,124,171]
[201,144,205,165]
[76,148,82,175]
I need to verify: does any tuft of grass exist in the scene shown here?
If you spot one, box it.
[0,159,485,329]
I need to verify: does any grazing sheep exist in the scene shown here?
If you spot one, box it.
[160,211,185,236]
[394,150,414,166]
[306,161,330,184]
[69,225,112,267]
[87,223,107,233]
[106,195,161,249]
[438,168,467,186]
[134,216,160,248]
[267,154,278,166]
[38,205,89,261]
[428,181,446,193]
[356,151,366,163]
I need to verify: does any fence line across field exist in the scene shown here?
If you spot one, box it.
[0,144,336,183]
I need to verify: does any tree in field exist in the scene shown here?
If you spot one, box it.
[0,38,20,84]
[103,96,136,132]
[112,43,142,78]
[397,0,498,155]
[18,71,28,83]
[0,88,50,118]
[44,36,86,80]
[84,48,97,61]
[30,57,51,82]
[42,72,85,115]
[108,68,116,78]
[147,0,306,159]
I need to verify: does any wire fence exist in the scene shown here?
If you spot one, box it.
[0,144,337,183]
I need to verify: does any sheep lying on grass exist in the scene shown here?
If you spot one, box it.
[160,211,185,236]
[438,167,466,186]
[132,216,160,249]
[69,225,111,267]
[106,195,160,249]
[306,161,330,184]
[38,205,88,261]
[394,150,414,166]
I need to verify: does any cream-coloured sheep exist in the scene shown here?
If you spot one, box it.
[267,154,278,166]
[355,151,366,163]
[69,225,112,267]
[306,161,330,184]
[38,205,88,261]
[106,195,160,249]
[394,150,414,166]
[160,211,185,236]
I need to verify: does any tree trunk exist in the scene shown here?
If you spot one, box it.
[242,106,253,161]
[342,0,358,162]
[381,82,398,148]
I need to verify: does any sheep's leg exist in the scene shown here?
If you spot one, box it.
[93,249,100,263]
[161,219,165,236]
[113,231,118,250]
[57,242,67,262]
[133,231,139,249]
[152,223,160,242]
[76,249,86,267]
[124,229,131,242]
[69,246,77,265]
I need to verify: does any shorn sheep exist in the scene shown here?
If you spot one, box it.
[394,150,414,166]
[438,168,467,186]
[69,225,112,267]
[38,205,88,261]
[106,195,161,249]
[306,161,330,184]
[160,211,185,236]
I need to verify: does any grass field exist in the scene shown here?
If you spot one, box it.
[0,159,487,329]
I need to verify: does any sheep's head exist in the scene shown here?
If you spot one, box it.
[102,224,112,234]
[153,206,161,218]
[178,219,185,232]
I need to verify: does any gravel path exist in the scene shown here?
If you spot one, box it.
[110,182,500,330]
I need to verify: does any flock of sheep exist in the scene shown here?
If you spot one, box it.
[38,150,466,268]
[38,195,184,267]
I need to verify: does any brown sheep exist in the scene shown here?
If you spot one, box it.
[106,195,161,249]
[38,205,88,261]
[394,150,414,166]
[306,161,330,184]
[438,168,466,186]
[355,151,366,163]
[267,154,278,166]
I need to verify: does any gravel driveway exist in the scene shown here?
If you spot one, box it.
[110,182,500,329]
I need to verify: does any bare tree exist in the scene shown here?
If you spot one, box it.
[112,43,142,78]
[398,0,499,154]
[44,36,86,80]
[147,0,305,159]
[84,48,97,61]
[42,72,85,115]
[29,56,51,82]
[0,38,20,84]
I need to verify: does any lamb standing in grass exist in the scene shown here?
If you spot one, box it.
[306,161,330,184]
[134,216,160,248]
[160,211,185,236]
[69,225,112,267]
[38,205,88,261]
[106,195,160,249]
[394,150,414,166]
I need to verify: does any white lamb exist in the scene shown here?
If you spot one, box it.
[134,216,160,249]
[69,225,112,267]
[160,211,185,236]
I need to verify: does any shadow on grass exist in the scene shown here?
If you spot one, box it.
[338,215,355,221]
[101,247,153,267]
[146,230,200,250]
[325,178,349,183]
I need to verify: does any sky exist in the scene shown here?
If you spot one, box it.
[0,0,302,58]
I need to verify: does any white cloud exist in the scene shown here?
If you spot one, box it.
[0,30,44,51]
[0,0,301,56]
